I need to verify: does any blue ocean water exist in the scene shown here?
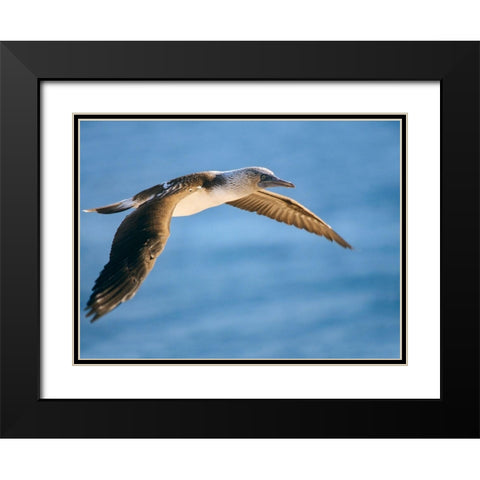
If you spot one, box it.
[79,119,401,359]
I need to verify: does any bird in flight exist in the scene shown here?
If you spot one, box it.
[84,167,352,321]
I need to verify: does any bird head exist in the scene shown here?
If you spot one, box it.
[242,167,295,190]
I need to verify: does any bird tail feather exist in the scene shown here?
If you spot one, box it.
[83,197,136,214]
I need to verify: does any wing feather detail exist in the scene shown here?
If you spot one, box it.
[86,178,204,321]
[227,190,352,249]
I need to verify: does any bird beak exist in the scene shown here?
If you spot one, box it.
[259,175,295,189]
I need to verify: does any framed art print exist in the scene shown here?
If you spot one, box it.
[73,113,405,365]
[1,42,478,437]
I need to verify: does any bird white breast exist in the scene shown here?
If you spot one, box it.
[172,187,246,217]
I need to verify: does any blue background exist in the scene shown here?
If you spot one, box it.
[79,119,400,359]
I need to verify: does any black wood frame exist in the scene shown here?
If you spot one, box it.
[1,42,478,437]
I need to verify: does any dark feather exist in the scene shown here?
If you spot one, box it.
[227,190,352,249]
[86,177,205,321]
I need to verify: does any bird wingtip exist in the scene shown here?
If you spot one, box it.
[85,304,102,322]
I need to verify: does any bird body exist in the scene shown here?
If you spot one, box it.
[171,170,255,216]
[85,167,351,321]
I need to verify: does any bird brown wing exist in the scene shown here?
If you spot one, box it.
[227,190,352,249]
[86,180,203,321]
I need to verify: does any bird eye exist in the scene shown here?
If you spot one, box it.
[260,174,267,181]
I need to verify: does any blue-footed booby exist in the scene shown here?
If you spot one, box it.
[84,167,352,321]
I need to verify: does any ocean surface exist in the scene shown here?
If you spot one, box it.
[79,119,401,359]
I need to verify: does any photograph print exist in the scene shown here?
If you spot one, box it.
[75,114,405,364]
